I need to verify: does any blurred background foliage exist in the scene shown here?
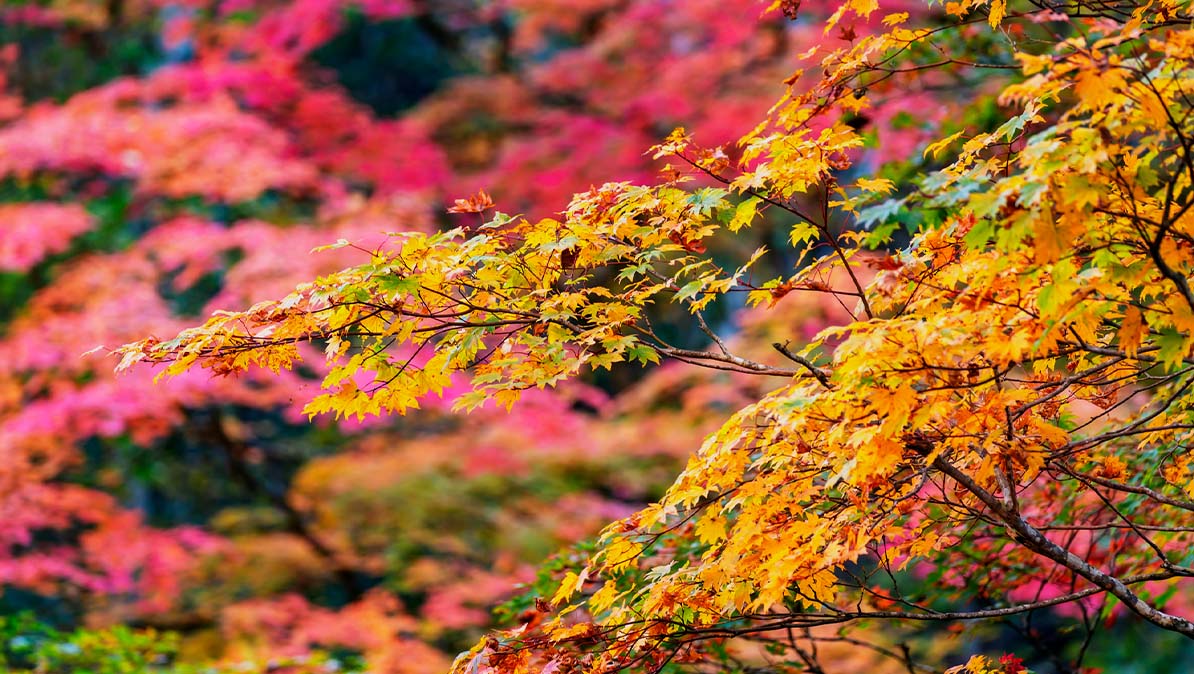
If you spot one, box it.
[0,1,1189,673]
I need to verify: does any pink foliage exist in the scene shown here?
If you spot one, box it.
[0,89,317,201]
[220,591,449,673]
[422,568,523,630]
[0,203,92,271]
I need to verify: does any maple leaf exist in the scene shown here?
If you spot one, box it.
[447,189,496,214]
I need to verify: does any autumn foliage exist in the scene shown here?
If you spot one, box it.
[3,0,1194,672]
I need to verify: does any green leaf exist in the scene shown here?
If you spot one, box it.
[627,344,660,365]
[728,197,761,232]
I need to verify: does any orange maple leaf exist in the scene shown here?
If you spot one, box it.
[448,189,496,214]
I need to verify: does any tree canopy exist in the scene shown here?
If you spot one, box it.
[112,0,1194,672]
[3,0,1193,672]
